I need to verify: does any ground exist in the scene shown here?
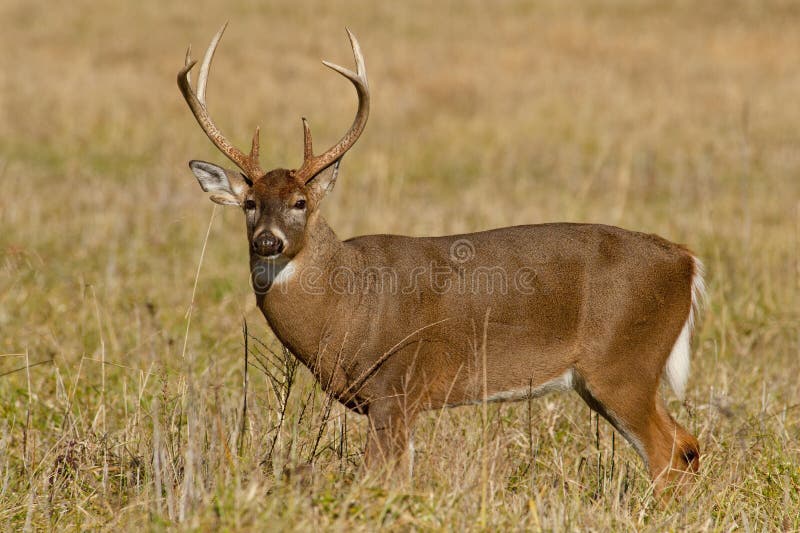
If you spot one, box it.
[0,0,798,530]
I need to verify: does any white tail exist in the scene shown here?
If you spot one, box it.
[665,257,706,400]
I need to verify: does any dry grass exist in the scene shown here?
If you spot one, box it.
[1,0,798,530]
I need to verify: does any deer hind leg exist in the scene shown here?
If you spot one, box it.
[573,365,699,495]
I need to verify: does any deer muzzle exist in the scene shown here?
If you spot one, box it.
[252,231,284,257]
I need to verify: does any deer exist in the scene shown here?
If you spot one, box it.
[177,24,705,495]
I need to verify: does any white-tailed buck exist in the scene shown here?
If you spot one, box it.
[178,24,705,494]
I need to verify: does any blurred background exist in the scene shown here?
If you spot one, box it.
[1,0,798,529]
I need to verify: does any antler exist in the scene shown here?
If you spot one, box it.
[178,23,264,181]
[294,29,370,184]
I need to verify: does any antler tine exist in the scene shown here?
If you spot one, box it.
[197,22,227,107]
[177,24,264,180]
[250,126,260,163]
[302,117,314,160]
[321,28,368,87]
[295,29,370,183]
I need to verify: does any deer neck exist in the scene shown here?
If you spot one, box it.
[251,212,355,368]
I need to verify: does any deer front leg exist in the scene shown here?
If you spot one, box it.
[364,398,416,479]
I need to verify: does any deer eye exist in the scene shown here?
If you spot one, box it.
[244,199,257,211]
[293,199,307,210]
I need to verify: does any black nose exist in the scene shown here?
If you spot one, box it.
[252,232,284,257]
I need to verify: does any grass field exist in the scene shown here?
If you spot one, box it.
[1,0,799,530]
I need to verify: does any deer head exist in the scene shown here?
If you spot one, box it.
[178,24,369,260]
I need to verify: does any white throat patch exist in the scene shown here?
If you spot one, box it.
[272,260,296,286]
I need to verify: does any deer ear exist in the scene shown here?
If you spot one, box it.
[189,160,252,206]
[304,159,341,203]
